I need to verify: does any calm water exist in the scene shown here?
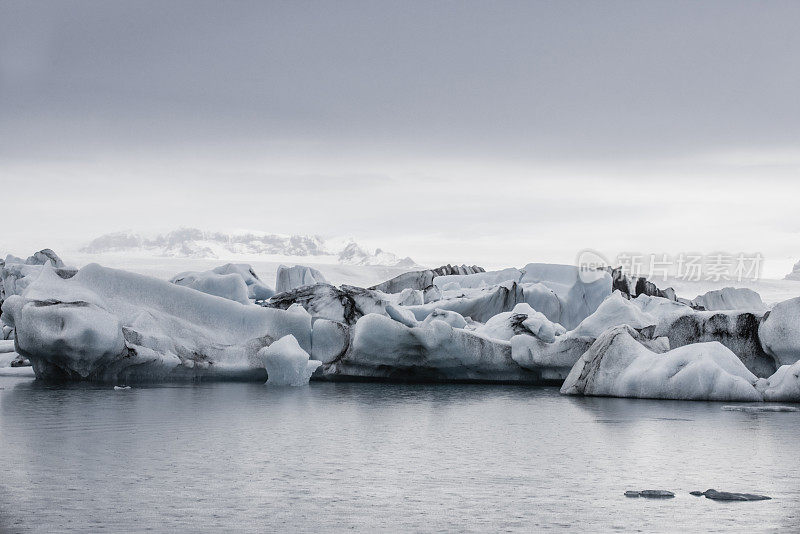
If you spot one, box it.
[0,375,798,533]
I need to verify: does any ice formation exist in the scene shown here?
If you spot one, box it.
[758,360,800,402]
[3,252,798,401]
[171,263,274,303]
[1,263,311,381]
[259,334,321,386]
[475,303,565,342]
[1,250,76,303]
[691,287,765,311]
[561,325,763,401]
[369,264,485,293]
[275,265,328,294]
[759,296,800,366]
[171,270,250,304]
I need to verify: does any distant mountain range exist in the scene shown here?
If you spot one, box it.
[80,228,419,268]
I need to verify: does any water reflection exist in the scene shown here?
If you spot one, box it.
[0,376,798,532]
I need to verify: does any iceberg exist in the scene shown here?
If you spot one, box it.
[275,264,328,294]
[519,263,611,330]
[561,325,763,401]
[1,250,76,303]
[759,360,800,402]
[759,296,800,367]
[691,287,765,311]
[420,308,468,329]
[171,270,250,304]
[260,334,321,386]
[475,303,565,343]
[369,264,485,293]
[1,263,311,382]
[322,313,543,383]
[432,267,523,290]
[170,263,274,303]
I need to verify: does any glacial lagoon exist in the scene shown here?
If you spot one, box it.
[1,375,797,533]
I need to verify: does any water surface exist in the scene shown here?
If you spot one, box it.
[0,376,797,532]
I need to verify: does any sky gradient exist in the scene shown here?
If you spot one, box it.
[1,1,799,274]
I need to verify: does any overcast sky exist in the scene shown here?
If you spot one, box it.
[1,1,799,274]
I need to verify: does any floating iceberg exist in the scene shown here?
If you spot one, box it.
[561,325,763,401]
[369,264,484,293]
[5,254,797,397]
[275,264,328,294]
[759,360,800,402]
[322,313,540,382]
[1,263,311,382]
[759,296,800,367]
[171,270,250,304]
[259,334,321,386]
[171,263,274,303]
[691,287,765,311]
[1,250,76,304]
[475,303,565,343]
[432,267,523,290]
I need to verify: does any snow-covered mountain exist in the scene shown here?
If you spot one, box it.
[80,228,419,267]
[786,261,800,281]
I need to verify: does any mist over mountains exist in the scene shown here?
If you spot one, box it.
[80,228,419,268]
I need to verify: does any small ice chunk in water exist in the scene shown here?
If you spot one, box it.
[113,385,131,390]
[260,335,321,386]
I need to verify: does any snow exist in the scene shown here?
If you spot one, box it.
[561,325,764,401]
[691,287,765,311]
[759,296,800,366]
[259,334,321,386]
[1,262,312,381]
[275,265,329,293]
